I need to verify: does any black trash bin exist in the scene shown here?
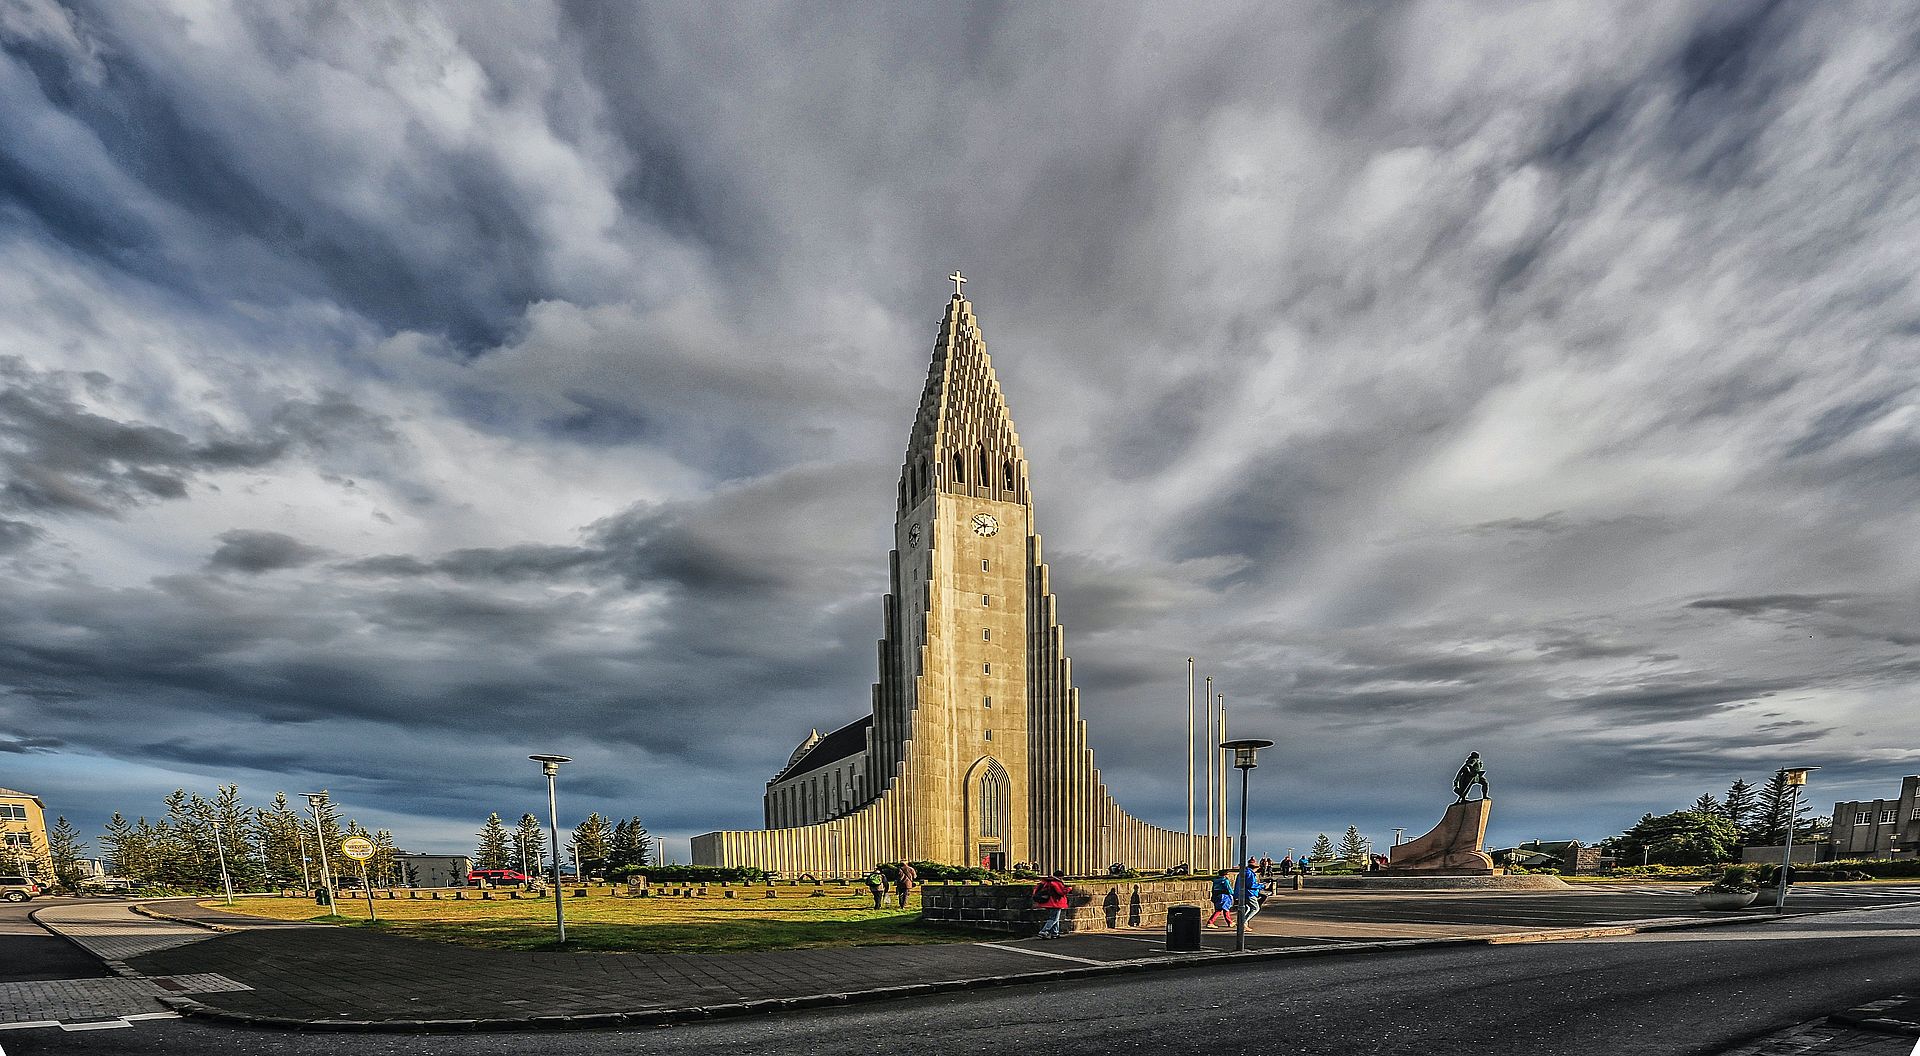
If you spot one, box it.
[314,888,332,906]
[1166,904,1202,952]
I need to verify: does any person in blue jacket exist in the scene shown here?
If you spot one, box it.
[1206,869,1234,928]
[1235,857,1265,925]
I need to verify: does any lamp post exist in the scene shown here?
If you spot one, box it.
[301,792,336,912]
[294,826,312,895]
[530,755,571,944]
[1775,766,1820,914]
[1221,737,1274,954]
[209,820,234,905]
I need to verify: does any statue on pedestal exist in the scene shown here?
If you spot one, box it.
[1453,752,1489,803]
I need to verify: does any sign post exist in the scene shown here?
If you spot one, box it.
[341,836,377,922]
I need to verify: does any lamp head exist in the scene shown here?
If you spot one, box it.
[301,791,328,805]
[1220,737,1275,770]
[1782,766,1820,786]
[530,754,572,777]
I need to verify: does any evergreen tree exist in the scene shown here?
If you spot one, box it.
[1723,779,1758,833]
[475,813,512,870]
[371,830,399,888]
[207,785,261,889]
[100,813,148,881]
[1309,833,1334,862]
[1691,793,1721,817]
[1605,810,1740,865]
[512,813,547,877]
[570,813,613,876]
[47,816,87,892]
[1336,826,1367,864]
[255,793,309,891]
[1753,769,1807,845]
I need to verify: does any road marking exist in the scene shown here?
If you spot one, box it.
[0,1022,61,1031]
[976,941,1109,965]
[57,1020,132,1031]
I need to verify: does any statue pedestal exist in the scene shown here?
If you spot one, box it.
[1383,798,1496,875]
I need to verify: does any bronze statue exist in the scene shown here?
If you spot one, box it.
[1453,752,1489,802]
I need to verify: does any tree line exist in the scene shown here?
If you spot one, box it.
[1602,770,1827,866]
[472,811,655,878]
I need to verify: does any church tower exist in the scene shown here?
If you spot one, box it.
[694,277,1218,875]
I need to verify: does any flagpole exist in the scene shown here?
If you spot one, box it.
[1204,674,1215,862]
[1186,659,1196,870]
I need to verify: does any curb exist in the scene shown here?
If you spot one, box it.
[28,902,146,979]
[1828,993,1920,1037]
[130,900,240,933]
[145,908,1795,1034]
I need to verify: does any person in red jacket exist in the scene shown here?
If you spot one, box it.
[1032,870,1071,939]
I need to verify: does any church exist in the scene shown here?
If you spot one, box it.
[692,278,1221,876]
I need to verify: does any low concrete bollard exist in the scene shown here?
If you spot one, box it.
[574,888,588,897]
[723,890,735,898]
[431,891,441,900]
[810,888,827,897]
[764,888,777,898]
[409,890,419,899]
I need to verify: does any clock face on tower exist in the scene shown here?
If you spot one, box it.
[971,513,1000,537]
[907,523,921,548]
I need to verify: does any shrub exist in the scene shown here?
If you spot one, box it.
[628,866,765,884]
[1709,864,1754,890]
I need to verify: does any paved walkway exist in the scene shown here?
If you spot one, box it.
[23,893,1920,1038]
[0,902,256,1034]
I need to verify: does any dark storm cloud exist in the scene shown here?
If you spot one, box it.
[207,529,330,574]
[0,358,285,515]
[3,1,1919,856]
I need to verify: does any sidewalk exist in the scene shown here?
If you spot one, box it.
[27,896,1838,1033]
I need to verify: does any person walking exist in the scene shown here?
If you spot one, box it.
[894,861,917,908]
[1031,870,1071,939]
[1279,854,1294,876]
[863,867,887,909]
[1236,857,1265,926]
[1206,869,1234,928]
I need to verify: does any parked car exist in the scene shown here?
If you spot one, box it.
[0,875,43,902]
[466,869,532,887]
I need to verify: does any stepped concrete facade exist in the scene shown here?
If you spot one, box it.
[694,281,1221,876]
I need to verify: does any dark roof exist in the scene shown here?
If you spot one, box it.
[776,716,871,782]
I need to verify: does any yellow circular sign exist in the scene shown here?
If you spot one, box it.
[340,836,375,861]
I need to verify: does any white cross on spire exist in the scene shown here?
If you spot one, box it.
[949,271,967,298]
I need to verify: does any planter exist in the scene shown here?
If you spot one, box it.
[1693,886,1757,911]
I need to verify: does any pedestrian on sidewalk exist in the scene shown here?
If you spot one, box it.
[863,867,887,909]
[1031,870,1071,939]
[1236,857,1265,925]
[894,861,917,908]
[1206,869,1234,928]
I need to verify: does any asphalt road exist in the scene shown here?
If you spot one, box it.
[0,899,109,983]
[7,903,1919,1056]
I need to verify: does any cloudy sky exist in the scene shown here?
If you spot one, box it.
[2,1,1916,861]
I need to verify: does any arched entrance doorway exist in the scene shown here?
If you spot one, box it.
[967,757,1012,871]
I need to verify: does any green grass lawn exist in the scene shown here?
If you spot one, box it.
[211,887,992,953]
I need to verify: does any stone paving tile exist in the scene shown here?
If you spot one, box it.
[1716,1018,1918,1055]
[0,974,250,1023]
[31,901,218,961]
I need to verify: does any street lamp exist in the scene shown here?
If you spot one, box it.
[301,792,336,912]
[530,755,571,944]
[209,820,234,905]
[1221,737,1274,954]
[1775,766,1820,914]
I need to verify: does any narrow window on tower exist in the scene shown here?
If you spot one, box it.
[983,695,992,708]
[1003,460,1015,490]
[984,729,992,741]
[978,448,989,487]
[983,662,991,675]
[952,452,965,483]
[982,628,990,641]
[981,559,989,571]
[982,594,990,607]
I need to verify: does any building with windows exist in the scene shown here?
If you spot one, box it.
[694,280,1223,876]
[1830,776,1920,858]
[0,787,50,879]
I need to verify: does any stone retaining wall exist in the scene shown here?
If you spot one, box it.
[920,880,1211,934]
